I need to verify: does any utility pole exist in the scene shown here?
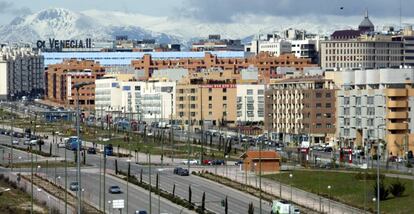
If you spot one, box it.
[200,87,204,165]
[170,92,174,162]
[10,98,14,171]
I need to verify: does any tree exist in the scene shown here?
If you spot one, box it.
[188,185,192,204]
[156,173,159,192]
[224,196,228,214]
[115,159,118,175]
[201,192,205,213]
[173,184,176,197]
[389,179,406,197]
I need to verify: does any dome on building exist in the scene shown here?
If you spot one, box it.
[358,10,375,33]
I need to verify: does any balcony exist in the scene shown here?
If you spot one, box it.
[387,123,408,130]
[387,111,408,119]
[386,89,407,97]
[387,100,408,108]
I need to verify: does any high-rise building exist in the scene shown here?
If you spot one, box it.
[265,76,337,145]
[44,59,105,109]
[337,68,414,157]
[0,47,44,100]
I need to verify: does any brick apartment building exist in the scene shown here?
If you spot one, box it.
[44,59,105,110]
[132,52,316,82]
[175,68,239,131]
[265,76,337,145]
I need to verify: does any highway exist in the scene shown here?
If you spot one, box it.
[0,132,273,214]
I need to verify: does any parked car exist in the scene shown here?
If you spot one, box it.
[87,147,96,154]
[108,185,122,194]
[12,140,19,145]
[210,160,225,165]
[173,167,189,176]
[324,147,333,153]
[181,159,199,165]
[202,159,211,165]
[57,143,66,148]
[135,211,148,214]
[235,160,243,166]
[69,181,79,191]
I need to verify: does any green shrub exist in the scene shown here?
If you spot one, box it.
[373,180,389,201]
[389,179,406,197]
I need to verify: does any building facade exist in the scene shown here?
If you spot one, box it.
[337,68,414,157]
[132,53,316,82]
[45,59,105,110]
[265,76,337,145]
[175,69,238,131]
[0,47,44,100]
[236,84,266,124]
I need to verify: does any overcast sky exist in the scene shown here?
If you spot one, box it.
[0,0,413,25]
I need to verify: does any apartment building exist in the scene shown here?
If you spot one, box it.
[175,68,238,131]
[320,34,403,69]
[0,47,44,100]
[132,52,316,82]
[265,76,337,145]
[191,35,244,51]
[44,59,105,110]
[246,38,292,56]
[337,68,414,157]
[236,84,266,124]
[95,76,176,123]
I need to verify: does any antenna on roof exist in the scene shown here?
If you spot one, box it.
[399,0,402,31]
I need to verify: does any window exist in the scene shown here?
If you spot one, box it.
[191,112,196,117]
[367,107,375,115]
[326,103,332,108]
[223,104,227,109]
[208,88,212,93]
[190,104,196,109]
[247,89,253,95]
[190,88,196,93]
[367,96,374,105]
[223,96,227,100]
[325,93,331,98]
[326,124,332,128]
[209,104,212,109]
[209,96,212,101]
[367,118,374,126]
[316,113,322,119]
[209,112,212,115]
[316,103,322,108]
[356,97,361,105]
[223,88,227,93]
[325,113,332,118]
[258,89,264,95]
[316,123,322,128]
[316,93,322,98]
[344,97,350,105]
[356,107,361,115]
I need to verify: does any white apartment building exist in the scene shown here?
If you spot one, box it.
[0,47,44,100]
[95,77,176,123]
[246,38,292,56]
[236,84,266,123]
[291,39,319,63]
[337,68,414,156]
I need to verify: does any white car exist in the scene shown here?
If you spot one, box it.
[181,159,199,165]
[12,140,19,145]
[57,143,66,148]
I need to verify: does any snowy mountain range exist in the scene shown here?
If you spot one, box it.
[0,8,407,46]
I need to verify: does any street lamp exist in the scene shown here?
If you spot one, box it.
[72,81,94,214]
[327,185,332,214]
[289,173,293,203]
[376,123,386,214]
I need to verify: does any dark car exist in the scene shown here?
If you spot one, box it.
[135,211,148,214]
[235,160,243,166]
[210,160,225,165]
[324,147,333,152]
[108,185,122,194]
[69,181,79,191]
[173,167,189,176]
[87,147,96,154]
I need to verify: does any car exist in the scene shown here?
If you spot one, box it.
[23,139,31,145]
[324,147,333,153]
[173,167,189,176]
[108,185,122,194]
[181,159,199,165]
[135,210,148,214]
[235,160,243,166]
[12,140,19,145]
[210,160,225,165]
[87,147,96,154]
[69,181,79,191]
[202,159,211,165]
[57,143,66,148]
